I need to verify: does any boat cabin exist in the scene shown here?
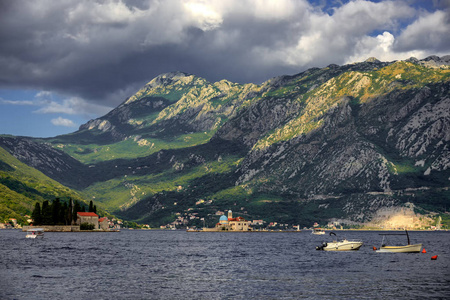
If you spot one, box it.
[26,228,44,239]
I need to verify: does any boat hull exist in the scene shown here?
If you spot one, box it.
[323,241,363,251]
[376,243,422,253]
[25,234,43,239]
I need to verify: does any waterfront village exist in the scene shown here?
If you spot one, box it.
[164,209,303,232]
[2,208,446,232]
[1,198,446,232]
[147,209,446,232]
[149,202,447,231]
[1,206,325,232]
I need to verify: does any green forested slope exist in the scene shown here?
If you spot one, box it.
[0,146,87,224]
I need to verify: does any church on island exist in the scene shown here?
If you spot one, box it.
[203,210,252,232]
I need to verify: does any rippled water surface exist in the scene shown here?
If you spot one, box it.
[1,230,449,299]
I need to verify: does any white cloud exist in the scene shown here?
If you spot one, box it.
[256,0,418,67]
[34,95,111,117]
[346,31,426,63]
[244,0,306,20]
[184,1,223,31]
[0,90,111,118]
[51,117,77,127]
[0,98,34,105]
[395,10,450,52]
[35,91,53,100]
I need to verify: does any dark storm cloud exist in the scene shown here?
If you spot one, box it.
[0,0,449,112]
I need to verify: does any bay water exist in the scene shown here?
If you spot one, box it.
[1,229,449,299]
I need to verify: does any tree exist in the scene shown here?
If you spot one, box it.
[31,202,42,225]
[67,198,73,225]
[41,200,53,225]
[89,200,94,213]
[80,222,95,230]
[60,202,68,225]
[93,205,97,214]
[73,200,81,224]
[52,198,61,225]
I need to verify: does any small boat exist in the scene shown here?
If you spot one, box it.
[25,228,44,239]
[376,230,422,253]
[316,232,363,251]
[311,228,326,235]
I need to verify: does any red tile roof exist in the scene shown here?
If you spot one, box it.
[228,216,246,221]
[98,217,108,222]
[77,212,98,217]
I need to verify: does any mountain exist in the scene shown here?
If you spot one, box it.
[1,56,449,228]
[0,144,88,224]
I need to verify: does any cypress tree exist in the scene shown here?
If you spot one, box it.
[60,202,68,225]
[41,200,53,225]
[52,198,61,225]
[89,200,94,212]
[31,202,42,225]
[73,200,81,224]
[42,200,48,211]
[67,198,73,225]
[93,205,97,214]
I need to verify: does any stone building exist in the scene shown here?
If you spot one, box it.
[98,217,109,231]
[77,212,99,229]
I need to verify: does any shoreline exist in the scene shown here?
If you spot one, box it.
[187,228,449,233]
[21,225,120,232]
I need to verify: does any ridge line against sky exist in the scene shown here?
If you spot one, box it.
[0,0,449,138]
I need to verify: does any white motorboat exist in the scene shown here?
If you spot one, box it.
[311,228,326,235]
[376,244,422,253]
[316,232,363,251]
[376,230,422,253]
[25,228,44,239]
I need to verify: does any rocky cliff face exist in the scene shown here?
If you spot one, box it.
[1,56,449,226]
[68,72,261,143]
[211,57,449,222]
[228,81,449,221]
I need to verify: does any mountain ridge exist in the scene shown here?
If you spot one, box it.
[1,55,449,228]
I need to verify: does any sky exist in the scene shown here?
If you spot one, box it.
[0,0,449,138]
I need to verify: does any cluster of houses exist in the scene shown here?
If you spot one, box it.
[4,207,333,232]
[0,218,20,229]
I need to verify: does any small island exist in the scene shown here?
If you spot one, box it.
[196,210,252,232]
[22,198,120,232]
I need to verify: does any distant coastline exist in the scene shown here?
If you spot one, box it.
[186,228,448,232]
[22,225,120,232]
